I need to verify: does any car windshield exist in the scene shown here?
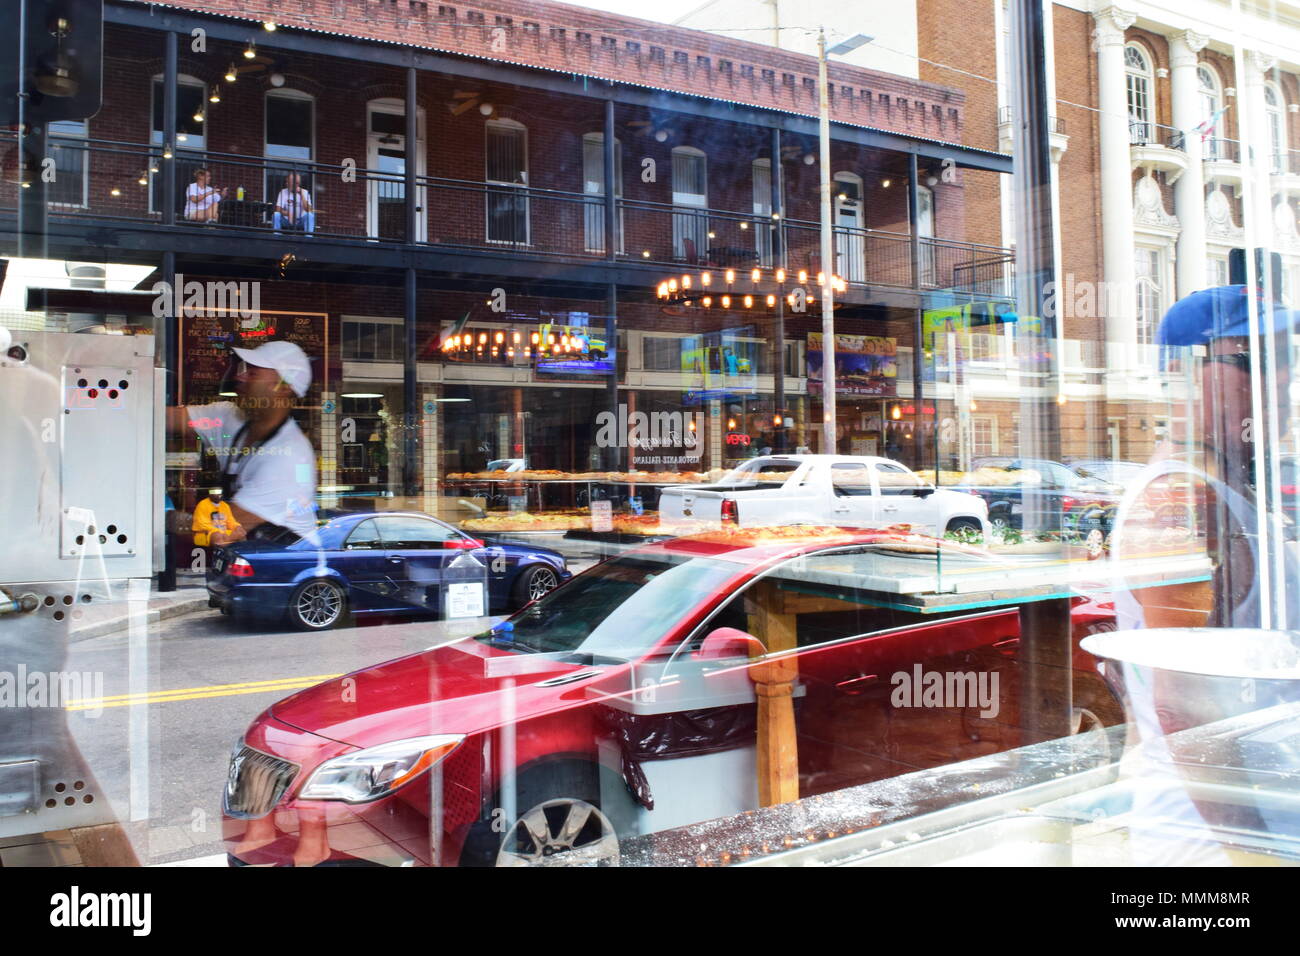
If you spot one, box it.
[476,552,740,658]
[721,457,803,486]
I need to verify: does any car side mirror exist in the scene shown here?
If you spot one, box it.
[694,627,766,661]
[912,486,935,497]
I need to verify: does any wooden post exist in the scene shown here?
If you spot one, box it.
[747,579,800,806]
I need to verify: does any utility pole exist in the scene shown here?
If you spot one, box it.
[817,27,836,454]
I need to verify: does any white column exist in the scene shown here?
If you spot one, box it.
[1170,31,1209,297]
[1240,50,1278,247]
[1092,7,1139,353]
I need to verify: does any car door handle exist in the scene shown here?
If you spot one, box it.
[882,504,898,512]
[387,556,405,565]
[836,674,879,695]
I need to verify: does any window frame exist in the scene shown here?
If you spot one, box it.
[485,118,530,245]
[46,119,89,209]
[264,88,316,204]
[1125,43,1154,143]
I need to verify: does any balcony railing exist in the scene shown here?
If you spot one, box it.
[1271,149,1300,175]
[997,106,1065,135]
[0,134,1014,294]
[1201,137,1241,163]
[1129,122,1185,151]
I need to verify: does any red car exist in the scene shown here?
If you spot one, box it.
[222,527,1120,867]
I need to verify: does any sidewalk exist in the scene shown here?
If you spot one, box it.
[69,582,210,643]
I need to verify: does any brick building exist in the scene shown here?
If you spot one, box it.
[4,0,1025,523]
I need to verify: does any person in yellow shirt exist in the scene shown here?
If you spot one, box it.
[193,487,243,547]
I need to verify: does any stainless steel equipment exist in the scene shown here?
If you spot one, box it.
[0,329,159,839]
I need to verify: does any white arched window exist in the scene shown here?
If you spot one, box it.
[672,146,707,261]
[486,118,529,244]
[1265,83,1287,174]
[832,172,865,282]
[1198,65,1224,159]
[1125,44,1154,144]
[582,132,623,253]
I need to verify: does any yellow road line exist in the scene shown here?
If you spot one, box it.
[65,673,344,711]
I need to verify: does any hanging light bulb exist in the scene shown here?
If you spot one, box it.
[192,108,204,123]
[798,269,808,284]
[725,269,735,285]
[137,172,148,185]
[225,63,238,83]
[209,85,221,104]
[682,275,691,289]
[727,418,737,430]
[263,20,277,31]
[775,268,785,283]
[750,268,760,283]
[743,295,753,308]
[891,405,902,420]
[702,296,712,307]
[478,332,488,345]
[701,271,711,286]
[739,221,748,230]
[721,295,731,308]
[512,331,521,344]
[774,414,783,426]
[766,294,776,307]
[531,332,540,345]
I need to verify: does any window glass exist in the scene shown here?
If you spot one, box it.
[376,516,459,549]
[345,518,382,549]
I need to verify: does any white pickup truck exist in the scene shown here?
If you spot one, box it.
[658,455,990,536]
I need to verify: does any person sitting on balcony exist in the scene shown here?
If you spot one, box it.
[274,171,315,234]
[184,168,226,222]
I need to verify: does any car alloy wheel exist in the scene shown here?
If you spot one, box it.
[495,798,619,867]
[294,580,344,630]
[526,566,560,603]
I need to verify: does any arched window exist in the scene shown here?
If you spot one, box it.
[672,146,707,261]
[1125,43,1154,144]
[917,184,936,287]
[486,118,529,244]
[582,132,623,253]
[149,73,207,215]
[264,89,315,208]
[1265,83,1287,174]
[1198,65,1224,159]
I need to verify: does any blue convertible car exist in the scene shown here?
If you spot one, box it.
[206,511,570,631]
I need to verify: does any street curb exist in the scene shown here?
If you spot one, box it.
[69,592,211,643]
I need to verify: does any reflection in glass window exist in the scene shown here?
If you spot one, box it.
[1125,44,1153,143]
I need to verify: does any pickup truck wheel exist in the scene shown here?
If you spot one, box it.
[988,512,1012,534]
[945,517,983,536]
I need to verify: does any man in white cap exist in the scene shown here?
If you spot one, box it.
[171,340,317,542]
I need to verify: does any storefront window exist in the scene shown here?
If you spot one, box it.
[3,0,1299,889]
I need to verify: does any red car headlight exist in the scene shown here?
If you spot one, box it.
[297,735,464,803]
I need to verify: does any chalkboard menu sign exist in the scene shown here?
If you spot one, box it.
[178,310,332,405]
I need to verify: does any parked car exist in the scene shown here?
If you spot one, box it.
[206,511,570,630]
[221,526,1120,867]
[658,454,990,537]
[1065,459,1147,487]
[959,457,1120,552]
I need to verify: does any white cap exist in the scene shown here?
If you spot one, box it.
[232,340,312,397]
